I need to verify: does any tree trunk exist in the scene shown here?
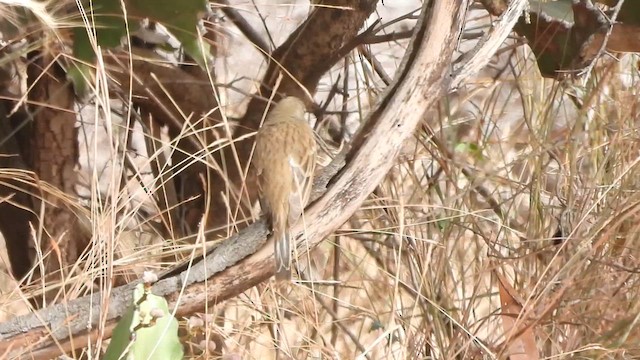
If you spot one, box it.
[0,99,34,279]
[26,51,84,289]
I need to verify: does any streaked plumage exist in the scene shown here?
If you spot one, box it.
[253,96,317,281]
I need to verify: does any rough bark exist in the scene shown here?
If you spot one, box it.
[26,51,84,284]
[105,1,380,239]
[202,0,379,233]
[0,100,34,279]
[0,60,35,280]
[0,0,475,357]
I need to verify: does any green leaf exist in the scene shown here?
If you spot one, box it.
[104,283,183,360]
[66,62,94,99]
[126,0,210,68]
[69,0,209,96]
[370,319,384,332]
[70,0,134,96]
[436,219,449,231]
[104,299,136,360]
[454,142,483,160]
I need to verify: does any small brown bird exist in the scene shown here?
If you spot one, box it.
[253,96,317,281]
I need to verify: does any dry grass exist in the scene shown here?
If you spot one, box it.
[1,1,640,359]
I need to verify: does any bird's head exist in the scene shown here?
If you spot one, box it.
[272,96,307,119]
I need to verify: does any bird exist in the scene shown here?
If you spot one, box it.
[252,96,317,281]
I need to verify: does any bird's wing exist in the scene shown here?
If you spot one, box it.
[252,126,273,217]
[287,140,316,225]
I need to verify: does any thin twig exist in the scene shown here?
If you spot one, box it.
[359,30,414,45]
[216,0,271,54]
[579,0,625,84]
[298,271,371,359]
[250,0,276,49]
[358,45,392,86]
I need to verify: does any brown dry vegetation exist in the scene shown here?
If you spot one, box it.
[0,0,640,359]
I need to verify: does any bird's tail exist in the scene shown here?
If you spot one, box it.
[274,229,291,281]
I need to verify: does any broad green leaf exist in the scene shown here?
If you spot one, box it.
[126,0,210,68]
[104,283,183,360]
[69,0,209,96]
[70,0,134,96]
[104,300,136,360]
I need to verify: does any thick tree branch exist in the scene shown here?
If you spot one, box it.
[202,0,379,233]
[450,0,527,88]
[105,48,221,153]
